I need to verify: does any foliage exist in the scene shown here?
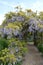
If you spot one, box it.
[0,6,43,64]
[39,12,43,20]
[5,12,16,19]
[0,38,8,51]
[38,43,43,53]
[0,48,16,64]
[5,22,22,30]
[0,37,27,64]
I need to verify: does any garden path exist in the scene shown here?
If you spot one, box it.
[22,44,43,65]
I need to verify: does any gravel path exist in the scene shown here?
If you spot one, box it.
[22,45,43,65]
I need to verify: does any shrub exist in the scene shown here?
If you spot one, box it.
[38,43,43,53]
[0,38,8,51]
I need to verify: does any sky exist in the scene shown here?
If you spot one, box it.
[0,0,43,25]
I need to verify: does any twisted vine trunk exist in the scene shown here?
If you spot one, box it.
[34,30,37,46]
